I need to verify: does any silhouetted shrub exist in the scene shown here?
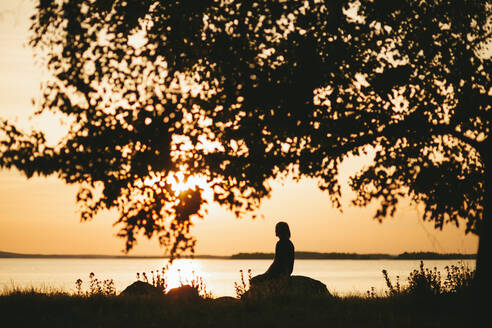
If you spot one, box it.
[382,261,475,298]
[442,263,475,294]
[179,269,213,299]
[136,267,168,293]
[382,269,402,297]
[74,273,116,296]
[406,262,442,297]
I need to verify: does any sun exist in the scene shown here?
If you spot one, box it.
[139,170,214,203]
[167,172,213,200]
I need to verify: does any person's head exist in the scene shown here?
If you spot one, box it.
[275,221,290,239]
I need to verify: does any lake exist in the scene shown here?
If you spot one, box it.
[0,258,475,297]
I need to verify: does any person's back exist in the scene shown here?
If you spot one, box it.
[265,237,294,278]
[251,221,295,285]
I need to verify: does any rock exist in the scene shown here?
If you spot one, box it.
[213,296,239,305]
[288,275,331,296]
[245,275,331,299]
[166,285,201,301]
[119,281,163,297]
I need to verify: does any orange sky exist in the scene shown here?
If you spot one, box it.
[0,0,478,256]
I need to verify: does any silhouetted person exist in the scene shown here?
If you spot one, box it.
[251,221,295,285]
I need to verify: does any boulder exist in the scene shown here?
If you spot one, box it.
[213,296,239,305]
[245,275,331,299]
[166,285,201,301]
[288,275,331,296]
[119,281,163,297]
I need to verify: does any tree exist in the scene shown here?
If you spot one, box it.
[0,0,490,282]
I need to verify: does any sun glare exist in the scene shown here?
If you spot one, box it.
[164,259,205,291]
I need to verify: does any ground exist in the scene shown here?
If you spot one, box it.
[0,291,482,328]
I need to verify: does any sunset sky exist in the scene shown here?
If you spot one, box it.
[0,0,478,256]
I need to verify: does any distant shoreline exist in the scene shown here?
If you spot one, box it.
[0,250,476,260]
[230,251,476,260]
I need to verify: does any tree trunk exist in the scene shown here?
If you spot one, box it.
[475,205,491,291]
[475,136,492,295]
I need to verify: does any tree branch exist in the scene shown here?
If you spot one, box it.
[323,115,484,158]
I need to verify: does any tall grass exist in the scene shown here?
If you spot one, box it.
[234,269,252,298]
[74,272,116,296]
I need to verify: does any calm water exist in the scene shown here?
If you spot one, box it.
[0,258,475,297]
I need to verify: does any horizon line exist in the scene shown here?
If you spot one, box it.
[0,249,477,259]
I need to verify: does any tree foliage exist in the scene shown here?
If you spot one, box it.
[0,0,490,258]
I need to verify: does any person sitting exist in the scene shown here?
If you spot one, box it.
[251,221,295,285]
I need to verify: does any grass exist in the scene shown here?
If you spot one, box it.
[0,261,482,328]
[0,290,482,328]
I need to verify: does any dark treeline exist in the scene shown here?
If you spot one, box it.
[231,252,476,260]
[395,252,476,260]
